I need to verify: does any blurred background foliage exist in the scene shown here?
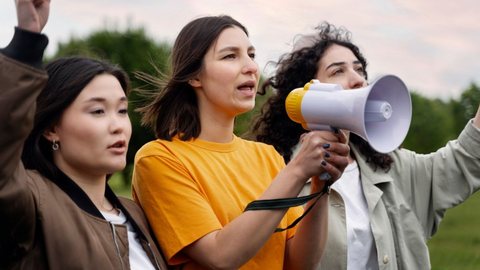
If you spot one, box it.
[50,27,480,269]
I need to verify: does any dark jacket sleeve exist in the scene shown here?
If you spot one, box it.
[0,27,48,260]
[1,27,48,68]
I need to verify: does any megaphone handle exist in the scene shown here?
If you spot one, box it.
[307,123,339,134]
[307,123,331,131]
[305,125,339,181]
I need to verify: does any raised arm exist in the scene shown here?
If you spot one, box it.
[1,0,50,181]
[0,0,50,261]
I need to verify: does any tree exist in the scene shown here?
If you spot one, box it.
[402,92,456,153]
[451,82,480,135]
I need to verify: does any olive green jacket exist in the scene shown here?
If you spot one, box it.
[313,122,480,270]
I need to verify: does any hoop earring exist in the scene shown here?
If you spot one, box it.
[52,140,59,151]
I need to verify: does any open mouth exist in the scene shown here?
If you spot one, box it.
[237,81,256,91]
[108,140,126,149]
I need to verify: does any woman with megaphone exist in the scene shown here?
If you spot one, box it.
[251,22,480,270]
[131,15,351,269]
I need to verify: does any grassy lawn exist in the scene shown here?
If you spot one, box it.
[428,191,480,269]
[110,172,480,269]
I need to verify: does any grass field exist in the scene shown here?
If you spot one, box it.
[427,191,480,269]
[109,173,480,269]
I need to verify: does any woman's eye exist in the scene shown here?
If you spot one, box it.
[119,109,128,114]
[356,67,365,75]
[249,53,256,59]
[91,109,104,115]
[223,54,236,59]
[332,69,344,76]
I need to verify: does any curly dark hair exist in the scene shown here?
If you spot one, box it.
[250,22,393,171]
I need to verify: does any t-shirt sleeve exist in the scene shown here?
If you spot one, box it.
[132,147,222,265]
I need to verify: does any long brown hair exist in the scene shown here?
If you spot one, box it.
[137,15,248,141]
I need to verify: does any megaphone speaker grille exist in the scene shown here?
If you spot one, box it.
[363,75,412,153]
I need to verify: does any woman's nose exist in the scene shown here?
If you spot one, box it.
[110,115,129,134]
[242,57,258,75]
[349,71,367,89]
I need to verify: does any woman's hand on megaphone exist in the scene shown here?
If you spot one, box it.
[288,130,350,187]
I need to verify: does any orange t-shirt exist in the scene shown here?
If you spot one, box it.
[132,135,303,269]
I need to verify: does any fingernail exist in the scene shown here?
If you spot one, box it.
[322,143,330,149]
[321,160,327,166]
[320,172,331,181]
[324,152,330,158]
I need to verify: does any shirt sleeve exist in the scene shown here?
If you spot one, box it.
[132,147,223,265]
[390,120,480,238]
[0,35,48,260]
[1,27,48,68]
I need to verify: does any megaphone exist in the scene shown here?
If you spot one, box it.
[285,75,412,153]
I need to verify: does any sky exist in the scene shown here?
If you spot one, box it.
[1,0,479,100]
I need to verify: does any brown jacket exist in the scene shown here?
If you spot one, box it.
[0,29,169,270]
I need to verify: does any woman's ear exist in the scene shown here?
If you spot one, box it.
[43,127,58,143]
[188,77,202,88]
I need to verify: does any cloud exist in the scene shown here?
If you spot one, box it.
[1,0,479,99]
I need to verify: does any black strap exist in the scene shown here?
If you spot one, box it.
[244,183,331,232]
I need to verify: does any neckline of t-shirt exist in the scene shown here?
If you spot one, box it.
[344,160,358,173]
[101,209,126,224]
[173,135,240,152]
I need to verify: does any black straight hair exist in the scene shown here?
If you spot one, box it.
[22,56,130,180]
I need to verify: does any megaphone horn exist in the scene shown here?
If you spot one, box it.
[285,75,412,153]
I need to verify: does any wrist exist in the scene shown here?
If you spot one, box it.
[284,160,310,185]
[1,27,48,68]
[310,175,332,195]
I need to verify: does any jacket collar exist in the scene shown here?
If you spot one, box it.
[351,144,393,185]
[46,165,148,241]
[48,166,106,218]
[351,144,394,213]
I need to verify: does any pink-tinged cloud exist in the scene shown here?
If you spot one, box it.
[1,0,478,99]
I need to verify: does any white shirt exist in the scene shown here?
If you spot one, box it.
[332,161,378,270]
[102,210,155,270]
